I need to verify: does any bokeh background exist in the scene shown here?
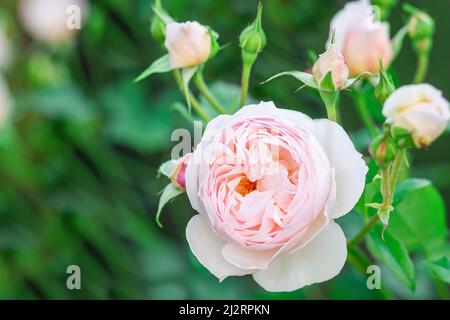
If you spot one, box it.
[0,0,448,299]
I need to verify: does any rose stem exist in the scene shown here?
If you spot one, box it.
[194,72,227,114]
[413,53,429,84]
[351,90,380,137]
[173,70,210,122]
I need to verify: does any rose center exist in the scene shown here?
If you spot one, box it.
[235,177,257,196]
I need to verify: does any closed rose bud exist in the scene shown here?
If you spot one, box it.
[405,6,435,55]
[170,154,192,190]
[239,2,266,55]
[369,135,397,167]
[407,8,434,41]
[164,21,211,69]
[328,0,393,76]
[19,0,89,44]
[375,63,395,104]
[383,84,450,148]
[313,44,349,90]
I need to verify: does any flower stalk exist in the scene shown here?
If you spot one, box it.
[173,70,210,122]
[194,71,227,114]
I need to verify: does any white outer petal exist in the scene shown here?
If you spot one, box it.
[186,214,252,281]
[312,119,367,218]
[253,221,347,292]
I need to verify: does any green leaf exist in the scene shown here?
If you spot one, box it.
[389,184,448,256]
[263,71,318,89]
[425,256,450,284]
[344,72,373,89]
[367,224,416,291]
[391,25,409,61]
[156,184,184,228]
[134,54,172,82]
[393,178,431,205]
[318,71,336,91]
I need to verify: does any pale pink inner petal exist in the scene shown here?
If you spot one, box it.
[198,117,332,251]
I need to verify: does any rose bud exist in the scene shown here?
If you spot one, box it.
[170,154,192,190]
[239,2,266,56]
[313,44,349,90]
[405,5,435,55]
[328,0,393,76]
[18,0,89,44]
[164,21,211,69]
[375,62,395,104]
[369,134,397,167]
[383,84,450,148]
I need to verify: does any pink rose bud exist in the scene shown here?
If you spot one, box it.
[164,21,211,69]
[170,154,192,190]
[383,84,450,148]
[312,44,349,90]
[327,0,393,76]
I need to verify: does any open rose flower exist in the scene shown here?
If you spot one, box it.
[327,0,393,76]
[383,84,450,148]
[185,101,367,292]
[165,21,211,69]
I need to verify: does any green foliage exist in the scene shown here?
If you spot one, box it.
[367,224,415,291]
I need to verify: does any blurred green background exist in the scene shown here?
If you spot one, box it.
[0,0,448,299]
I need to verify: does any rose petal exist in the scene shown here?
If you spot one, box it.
[252,221,347,292]
[186,214,252,281]
[312,119,367,219]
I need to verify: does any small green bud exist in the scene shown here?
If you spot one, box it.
[239,2,266,55]
[404,4,435,55]
[372,0,398,20]
[150,15,166,43]
[370,135,398,167]
[150,0,173,43]
[375,62,395,104]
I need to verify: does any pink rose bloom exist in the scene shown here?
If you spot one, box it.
[185,101,367,292]
[327,0,393,76]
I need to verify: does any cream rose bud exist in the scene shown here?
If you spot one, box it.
[328,0,393,76]
[18,0,89,44]
[312,44,349,90]
[383,84,450,148]
[164,21,211,69]
[185,101,368,292]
